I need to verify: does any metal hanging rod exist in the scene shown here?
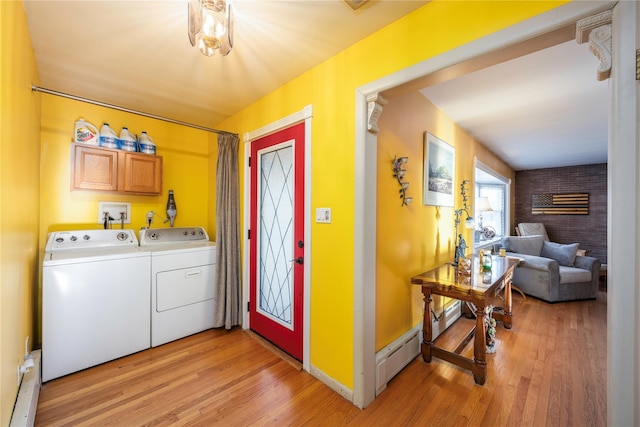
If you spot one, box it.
[31,85,237,137]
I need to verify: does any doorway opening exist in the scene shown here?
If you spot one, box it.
[354,2,615,409]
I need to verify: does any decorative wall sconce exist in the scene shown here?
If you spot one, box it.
[392,155,412,206]
[452,179,475,266]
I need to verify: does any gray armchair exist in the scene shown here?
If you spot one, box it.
[498,235,600,303]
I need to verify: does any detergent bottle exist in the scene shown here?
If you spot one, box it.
[138,131,156,155]
[99,123,119,149]
[74,118,99,145]
[118,127,137,152]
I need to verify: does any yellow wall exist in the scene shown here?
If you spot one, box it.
[39,96,216,241]
[376,91,515,349]
[1,1,42,425]
[216,1,566,390]
[0,0,568,419]
[37,94,218,340]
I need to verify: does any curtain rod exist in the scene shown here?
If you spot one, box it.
[31,85,238,137]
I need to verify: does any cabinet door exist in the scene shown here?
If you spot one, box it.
[72,144,118,191]
[121,152,162,195]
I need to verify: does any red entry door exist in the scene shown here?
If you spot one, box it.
[249,122,305,360]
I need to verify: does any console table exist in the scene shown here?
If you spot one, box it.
[411,256,520,385]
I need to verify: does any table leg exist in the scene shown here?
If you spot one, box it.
[472,303,487,385]
[421,290,433,363]
[503,271,513,329]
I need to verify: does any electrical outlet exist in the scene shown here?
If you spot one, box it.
[98,202,131,224]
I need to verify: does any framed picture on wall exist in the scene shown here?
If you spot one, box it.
[423,132,455,207]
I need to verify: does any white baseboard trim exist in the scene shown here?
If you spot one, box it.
[375,325,421,396]
[10,349,41,427]
[309,365,354,403]
[431,299,462,339]
[308,299,463,403]
[375,299,462,396]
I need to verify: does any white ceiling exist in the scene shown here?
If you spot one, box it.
[23,0,427,129]
[420,40,609,171]
[23,1,609,171]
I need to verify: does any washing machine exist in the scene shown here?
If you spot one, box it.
[139,227,217,347]
[42,229,150,382]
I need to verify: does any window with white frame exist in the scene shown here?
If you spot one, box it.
[474,162,509,248]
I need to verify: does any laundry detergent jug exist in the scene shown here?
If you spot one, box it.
[138,131,156,155]
[74,118,99,145]
[118,127,137,152]
[99,123,119,149]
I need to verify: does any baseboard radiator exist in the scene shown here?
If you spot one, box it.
[375,299,461,396]
[10,349,41,427]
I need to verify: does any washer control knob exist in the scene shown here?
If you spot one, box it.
[116,232,128,241]
[83,235,90,240]
[55,237,64,243]
[70,236,78,242]
[183,231,188,236]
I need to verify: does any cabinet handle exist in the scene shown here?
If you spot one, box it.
[185,270,202,278]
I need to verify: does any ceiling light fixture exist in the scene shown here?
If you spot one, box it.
[188,0,233,57]
[344,0,369,10]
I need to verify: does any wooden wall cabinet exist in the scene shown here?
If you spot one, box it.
[71,143,162,195]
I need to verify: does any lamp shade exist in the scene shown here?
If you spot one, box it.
[476,196,493,212]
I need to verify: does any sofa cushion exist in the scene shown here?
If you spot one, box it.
[502,235,545,256]
[541,241,579,267]
[517,223,550,241]
[559,266,592,284]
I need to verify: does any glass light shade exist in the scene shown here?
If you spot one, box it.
[465,217,475,229]
[188,0,233,57]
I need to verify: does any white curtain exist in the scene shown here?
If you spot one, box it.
[214,132,241,329]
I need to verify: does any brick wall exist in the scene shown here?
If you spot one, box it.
[515,163,607,264]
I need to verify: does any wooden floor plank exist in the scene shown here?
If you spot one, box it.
[36,290,607,426]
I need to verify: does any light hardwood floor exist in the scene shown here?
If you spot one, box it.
[36,289,607,426]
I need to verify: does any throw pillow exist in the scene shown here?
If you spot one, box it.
[503,235,545,256]
[541,241,580,267]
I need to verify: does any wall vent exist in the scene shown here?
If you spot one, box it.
[375,299,461,396]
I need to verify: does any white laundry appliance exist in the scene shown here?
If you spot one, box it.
[139,227,216,347]
[42,229,150,382]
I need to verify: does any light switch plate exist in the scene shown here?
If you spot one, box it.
[316,208,331,224]
[98,202,131,224]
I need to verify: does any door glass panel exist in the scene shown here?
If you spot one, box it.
[258,144,293,327]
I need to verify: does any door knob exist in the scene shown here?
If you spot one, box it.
[289,257,304,265]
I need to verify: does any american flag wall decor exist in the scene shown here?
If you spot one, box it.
[531,193,589,215]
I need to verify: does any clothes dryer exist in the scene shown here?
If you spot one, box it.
[139,227,216,347]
